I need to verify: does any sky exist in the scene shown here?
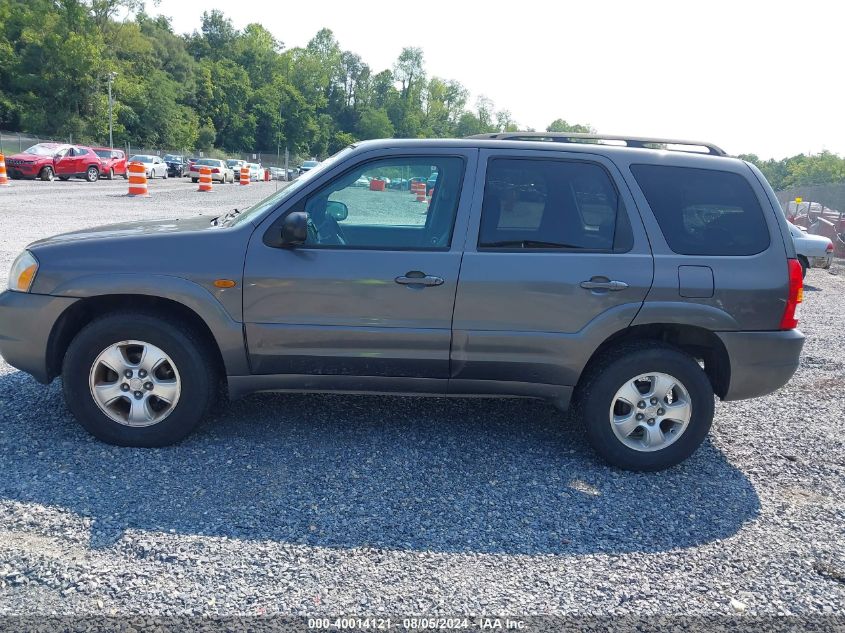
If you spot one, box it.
[148,0,845,160]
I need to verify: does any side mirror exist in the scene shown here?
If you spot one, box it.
[326,200,349,222]
[281,211,308,246]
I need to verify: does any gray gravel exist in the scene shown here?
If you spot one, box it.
[0,179,843,623]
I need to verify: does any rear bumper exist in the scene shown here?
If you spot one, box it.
[716,329,805,401]
[0,291,78,383]
[810,254,833,270]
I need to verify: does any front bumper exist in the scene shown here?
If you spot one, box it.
[7,163,41,178]
[716,329,805,401]
[0,291,78,383]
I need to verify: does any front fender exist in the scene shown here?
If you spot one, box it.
[46,273,249,376]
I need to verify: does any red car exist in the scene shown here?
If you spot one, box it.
[6,143,104,182]
[91,147,127,179]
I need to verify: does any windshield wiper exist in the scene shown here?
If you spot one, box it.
[210,208,241,227]
[482,239,581,249]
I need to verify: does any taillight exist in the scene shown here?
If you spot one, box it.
[826,242,834,253]
[212,168,220,173]
[780,259,803,330]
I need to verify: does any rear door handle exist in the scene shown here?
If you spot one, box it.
[580,279,629,291]
[395,271,444,287]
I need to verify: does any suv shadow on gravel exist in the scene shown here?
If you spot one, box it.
[0,373,760,555]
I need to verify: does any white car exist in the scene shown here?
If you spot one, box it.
[128,155,168,179]
[789,223,833,277]
[247,163,263,181]
[189,158,235,184]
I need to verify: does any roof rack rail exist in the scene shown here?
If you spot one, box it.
[466,132,727,156]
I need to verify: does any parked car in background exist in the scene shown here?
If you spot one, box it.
[353,176,370,188]
[127,155,168,179]
[226,159,246,179]
[92,148,127,179]
[427,171,439,193]
[268,167,286,181]
[189,158,234,183]
[187,157,199,174]
[789,223,833,277]
[7,143,104,182]
[0,134,806,471]
[299,159,319,175]
[163,154,187,178]
[247,163,263,181]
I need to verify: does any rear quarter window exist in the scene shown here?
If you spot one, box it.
[630,164,770,256]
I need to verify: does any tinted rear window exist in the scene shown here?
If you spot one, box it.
[630,165,770,256]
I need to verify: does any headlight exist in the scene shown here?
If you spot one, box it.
[8,251,39,293]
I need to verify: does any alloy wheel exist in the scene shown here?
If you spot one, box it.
[88,340,181,427]
[609,372,692,452]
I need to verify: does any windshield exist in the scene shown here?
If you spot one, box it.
[196,158,220,166]
[163,154,182,161]
[130,155,154,163]
[227,146,355,227]
[24,144,60,156]
[302,160,319,168]
[226,160,241,167]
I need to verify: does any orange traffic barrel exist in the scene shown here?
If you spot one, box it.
[416,190,427,202]
[198,166,213,192]
[126,162,149,197]
[0,154,9,186]
[240,166,250,185]
[369,179,385,191]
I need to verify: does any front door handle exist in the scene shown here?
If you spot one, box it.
[395,271,444,287]
[580,279,629,291]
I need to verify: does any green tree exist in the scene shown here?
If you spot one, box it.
[546,118,594,133]
[356,108,394,139]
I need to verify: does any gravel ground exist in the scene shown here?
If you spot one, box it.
[0,179,843,627]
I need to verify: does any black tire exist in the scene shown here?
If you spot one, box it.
[40,166,54,181]
[107,168,114,180]
[62,312,218,447]
[163,169,168,180]
[191,177,198,183]
[85,166,99,182]
[574,342,715,471]
[798,256,809,279]
[58,176,70,181]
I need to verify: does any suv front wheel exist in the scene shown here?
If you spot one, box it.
[576,343,714,471]
[62,313,217,447]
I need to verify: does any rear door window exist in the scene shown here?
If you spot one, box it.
[478,158,629,251]
[630,165,770,256]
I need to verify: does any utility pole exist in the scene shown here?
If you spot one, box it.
[108,72,117,150]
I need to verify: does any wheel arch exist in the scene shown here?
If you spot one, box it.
[577,323,731,400]
[45,290,246,382]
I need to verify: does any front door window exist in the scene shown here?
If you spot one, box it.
[302,156,465,250]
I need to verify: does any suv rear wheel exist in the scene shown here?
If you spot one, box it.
[85,166,99,182]
[575,342,714,471]
[62,313,217,447]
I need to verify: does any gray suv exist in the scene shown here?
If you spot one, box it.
[0,133,805,470]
